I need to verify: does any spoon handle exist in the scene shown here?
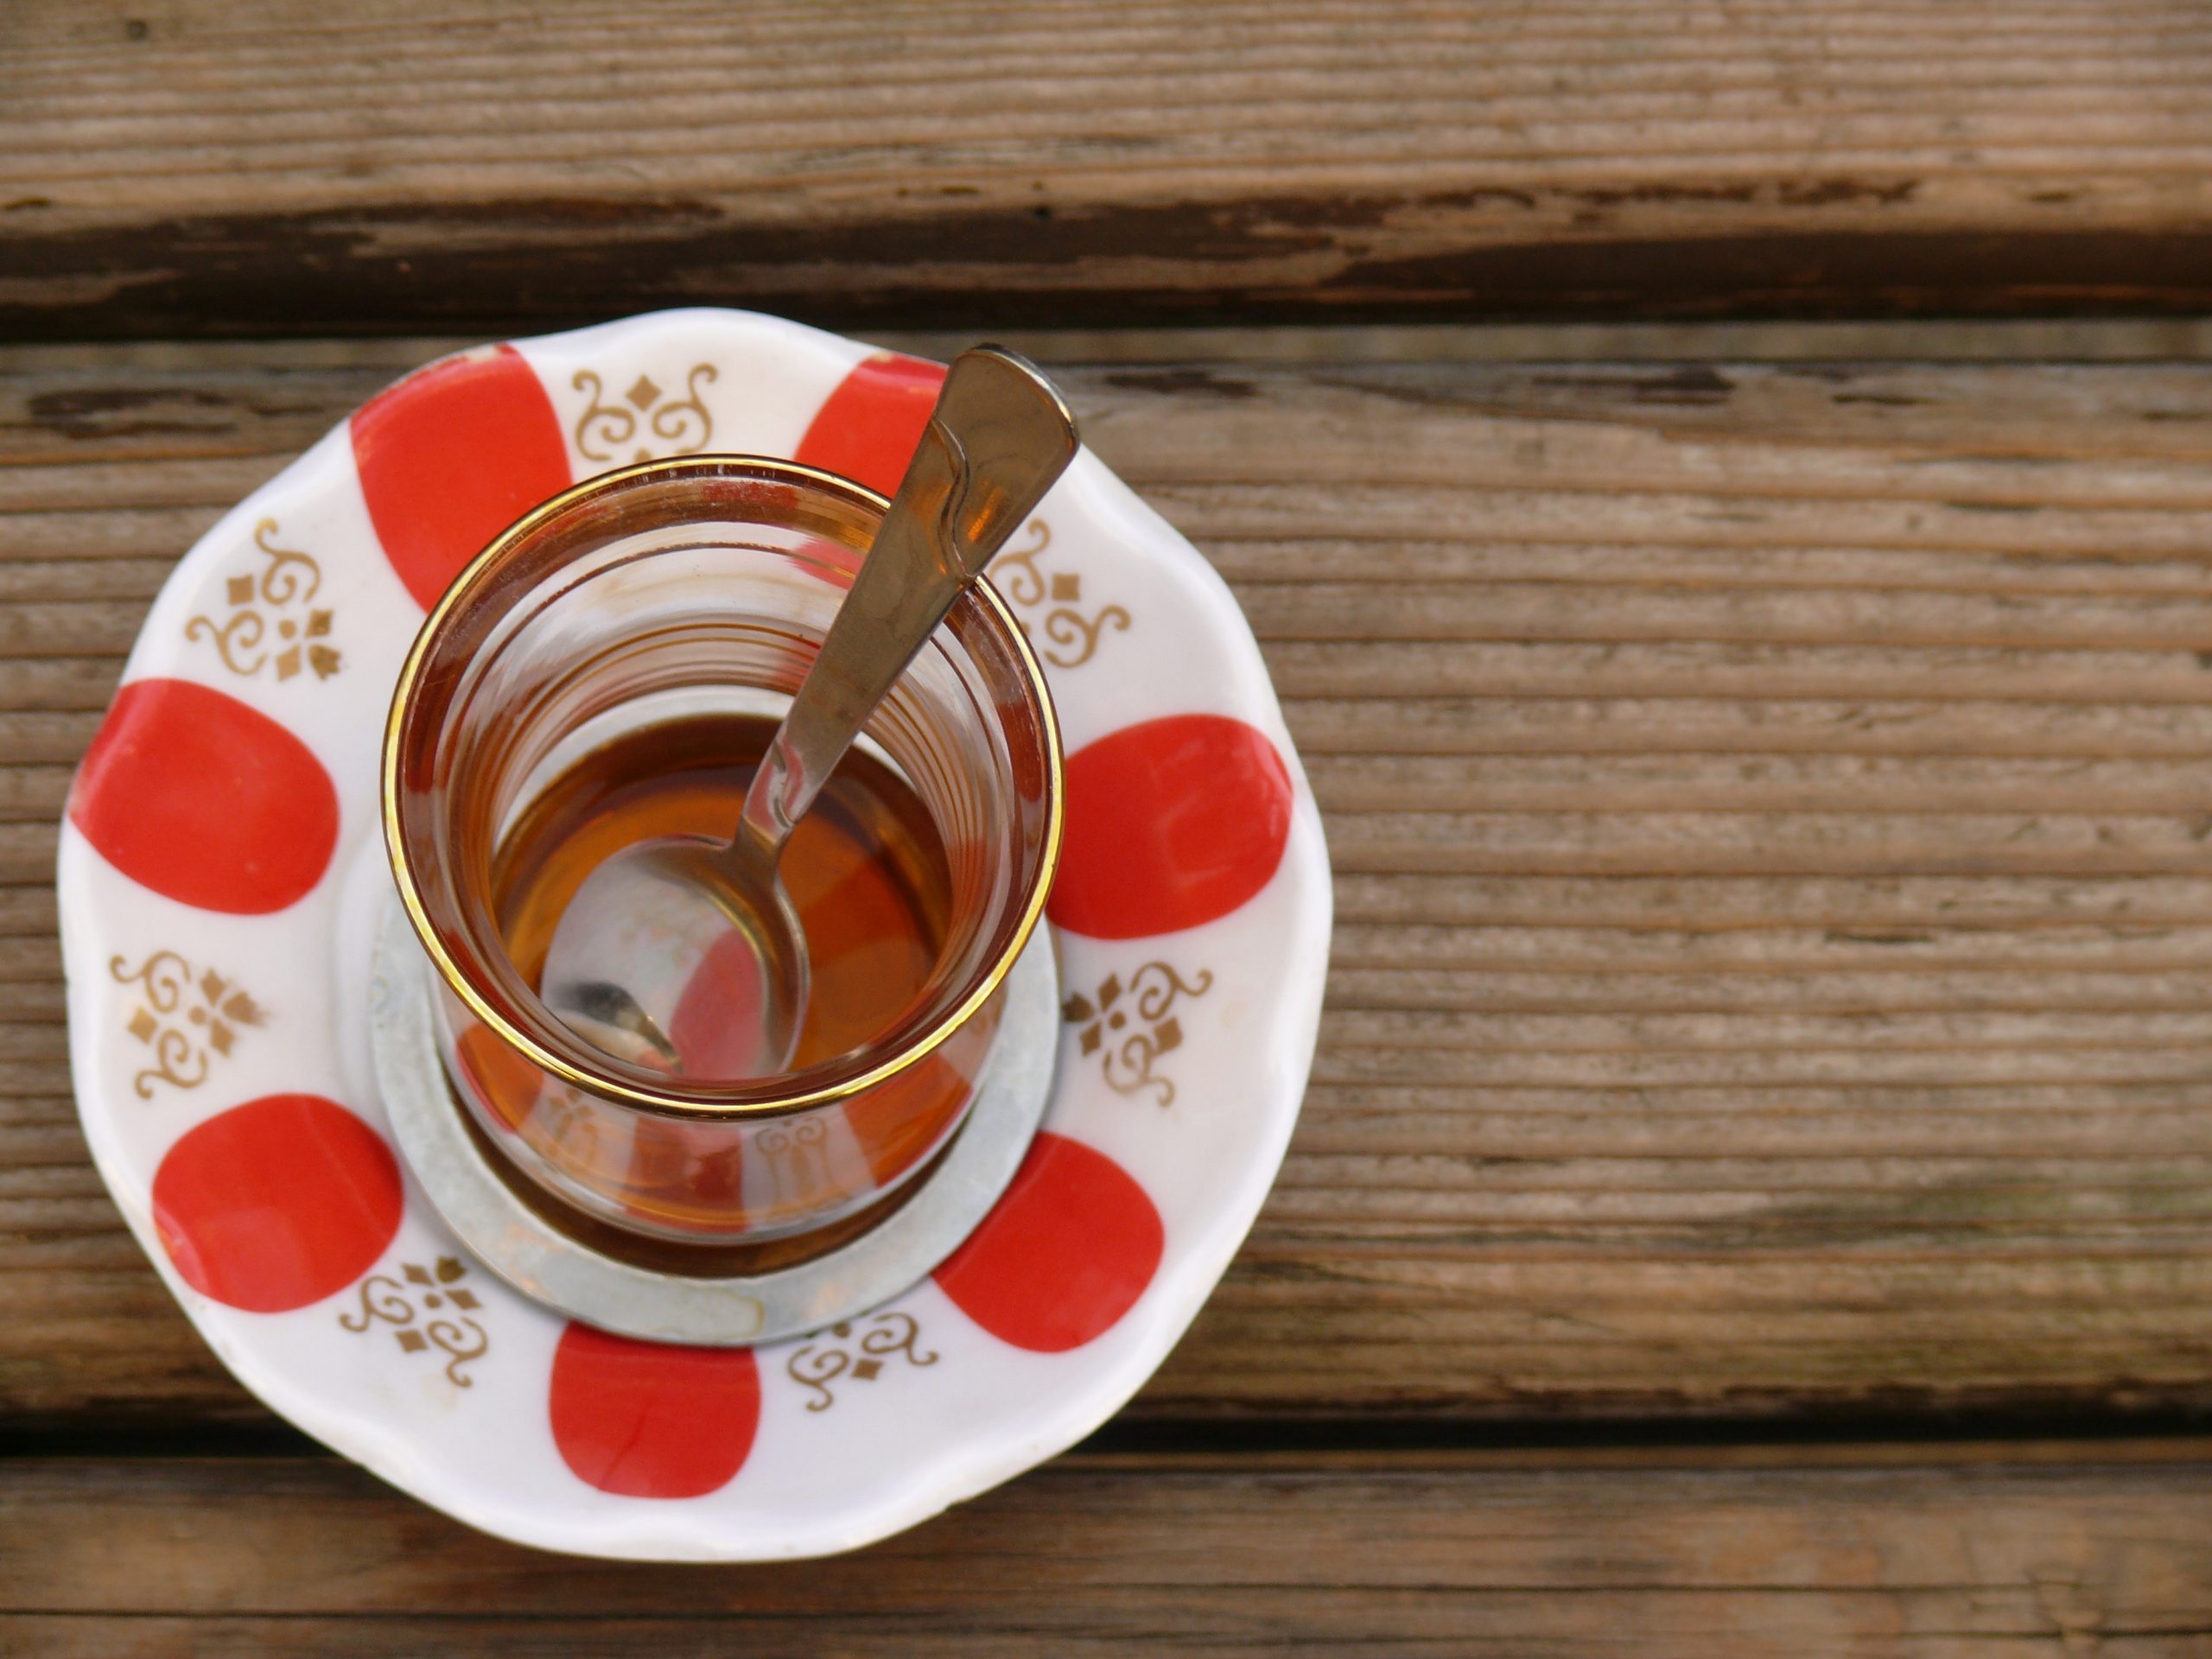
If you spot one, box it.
[731,346,1080,864]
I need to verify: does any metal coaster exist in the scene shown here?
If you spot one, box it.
[371,898,1058,1346]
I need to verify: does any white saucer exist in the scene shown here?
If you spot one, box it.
[58,308,1332,1560]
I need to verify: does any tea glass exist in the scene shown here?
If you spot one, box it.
[384,456,1062,1244]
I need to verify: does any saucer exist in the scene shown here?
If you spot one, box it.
[58,308,1332,1560]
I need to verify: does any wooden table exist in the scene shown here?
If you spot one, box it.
[10,3,2212,1650]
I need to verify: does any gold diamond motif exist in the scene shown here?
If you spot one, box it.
[340,1257,492,1387]
[189,519,340,684]
[111,950,264,1097]
[572,363,718,463]
[986,519,1130,668]
[1064,963,1212,1107]
[786,1312,937,1410]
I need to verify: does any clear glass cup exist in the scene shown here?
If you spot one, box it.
[384,456,1062,1243]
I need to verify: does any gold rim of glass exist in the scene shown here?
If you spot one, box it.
[381,454,1065,1121]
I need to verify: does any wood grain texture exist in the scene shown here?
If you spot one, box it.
[13,346,2212,1427]
[6,0,2212,335]
[4,1451,2212,1655]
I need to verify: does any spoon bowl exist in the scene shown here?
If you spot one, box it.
[537,830,807,1079]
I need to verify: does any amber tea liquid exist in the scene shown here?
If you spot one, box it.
[492,712,954,1072]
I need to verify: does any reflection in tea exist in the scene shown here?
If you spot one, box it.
[493,710,954,1077]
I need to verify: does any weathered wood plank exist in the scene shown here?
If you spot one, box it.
[16,347,2212,1427]
[2,1452,2209,1656]
[5,1,2212,335]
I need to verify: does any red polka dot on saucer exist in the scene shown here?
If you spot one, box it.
[58,308,1331,1560]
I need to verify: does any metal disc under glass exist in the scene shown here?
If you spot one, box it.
[370,898,1058,1346]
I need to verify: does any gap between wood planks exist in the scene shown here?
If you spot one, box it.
[8,319,2212,372]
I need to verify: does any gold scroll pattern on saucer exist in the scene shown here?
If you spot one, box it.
[785,1312,939,1412]
[185,518,340,683]
[110,951,267,1099]
[339,1255,491,1389]
[991,520,1129,670]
